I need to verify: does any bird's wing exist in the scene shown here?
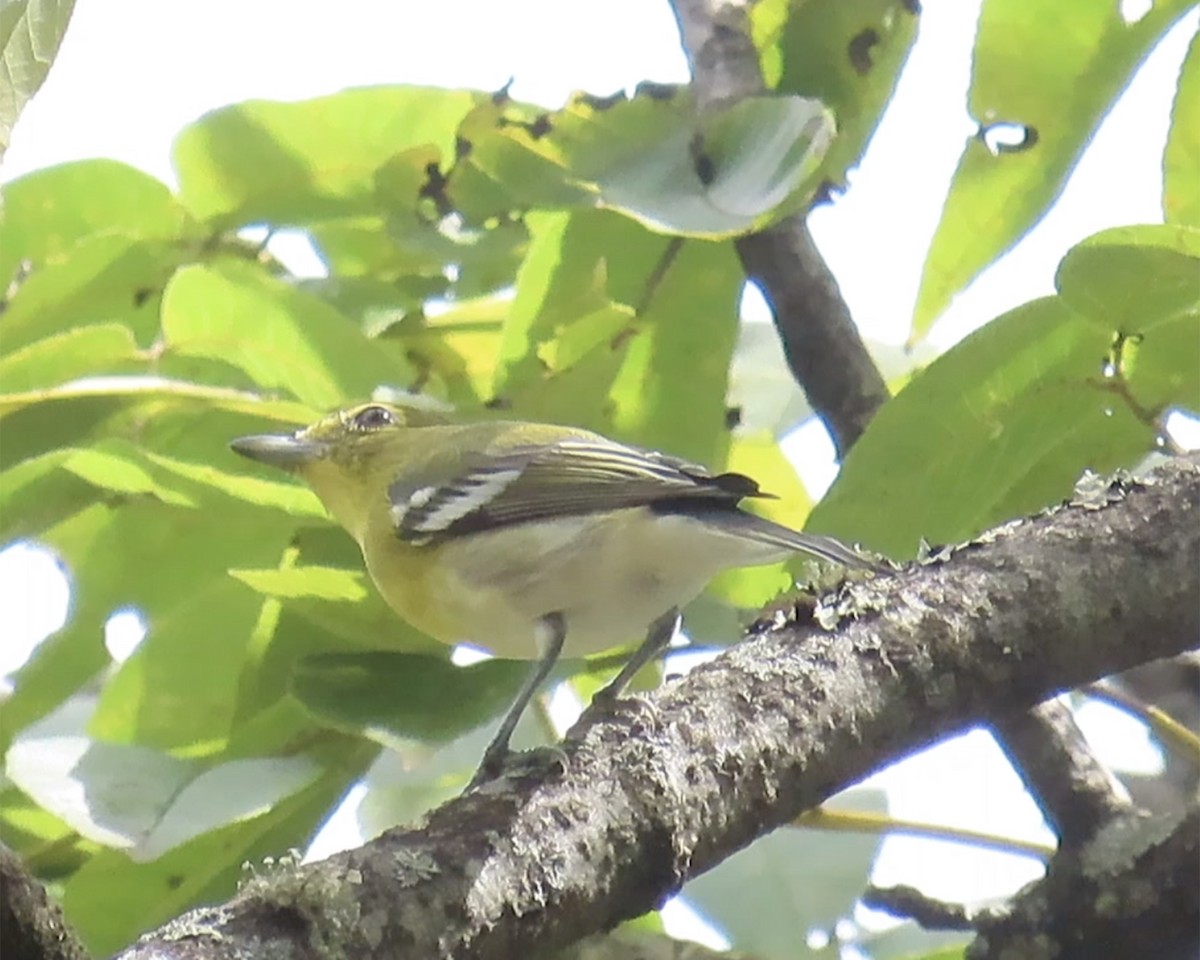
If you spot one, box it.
[388,438,768,543]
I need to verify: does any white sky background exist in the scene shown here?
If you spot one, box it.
[2,0,1195,948]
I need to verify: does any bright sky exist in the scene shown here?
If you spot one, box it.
[2,0,1193,948]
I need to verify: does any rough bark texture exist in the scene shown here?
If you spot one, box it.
[111,457,1200,960]
[971,804,1199,960]
[1,842,91,960]
[993,700,1133,849]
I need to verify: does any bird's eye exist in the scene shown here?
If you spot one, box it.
[351,405,397,431]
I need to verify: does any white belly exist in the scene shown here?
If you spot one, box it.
[429,508,786,659]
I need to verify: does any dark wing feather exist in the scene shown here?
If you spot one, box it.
[388,439,768,544]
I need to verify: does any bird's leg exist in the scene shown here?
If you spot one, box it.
[591,606,680,706]
[468,611,566,789]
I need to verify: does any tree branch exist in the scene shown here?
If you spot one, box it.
[972,804,1199,960]
[993,699,1133,849]
[669,0,1140,874]
[669,0,889,455]
[1,842,91,960]
[114,457,1200,960]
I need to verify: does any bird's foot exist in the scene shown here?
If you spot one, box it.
[464,744,569,792]
[572,689,661,738]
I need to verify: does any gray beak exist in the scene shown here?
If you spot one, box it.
[230,433,327,470]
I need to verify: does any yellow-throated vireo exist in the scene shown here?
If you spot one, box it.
[231,402,867,784]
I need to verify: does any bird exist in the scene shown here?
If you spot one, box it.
[231,401,867,784]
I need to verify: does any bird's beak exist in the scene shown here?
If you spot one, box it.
[230,433,328,470]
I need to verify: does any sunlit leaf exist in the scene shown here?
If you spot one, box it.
[684,786,887,959]
[161,259,412,407]
[452,88,833,237]
[0,0,76,162]
[910,0,1196,341]
[289,651,525,744]
[173,86,482,226]
[1055,224,1200,331]
[60,747,372,956]
[0,233,184,354]
[0,324,142,392]
[1164,27,1200,225]
[812,297,1153,557]
[0,159,198,286]
[752,0,919,188]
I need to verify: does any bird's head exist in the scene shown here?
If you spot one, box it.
[231,401,446,541]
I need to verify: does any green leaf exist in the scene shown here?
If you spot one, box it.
[0,0,76,161]
[60,443,197,508]
[0,159,198,287]
[230,565,369,603]
[598,95,833,236]
[0,786,78,872]
[0,449,95,541]
[289,651,525,744]
[0,376,315,424]
[60,747,372,956]
[452,89,833,237]
[752,0,919,188]
[911,0,1197,341]
[229,564,436,653]
[811,297,1153,558]
[605,236,743,461]
[172,86,481,227]
[683,787,887,959]
[5,731,320,860]
[1165,26,1200,225]
[0,324,143,393]
[145,451,322,517]
[89,578,263,749]
[495,210,743,463]
[161,259,412,408]
[1055,225,1200,412]
[0,233,183,355]
[1055,224,1200,331]
[1,498,295,754]
[392,295,508,406]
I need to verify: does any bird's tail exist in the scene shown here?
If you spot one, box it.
[720,511,875,569]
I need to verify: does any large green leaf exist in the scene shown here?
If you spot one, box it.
[1164,26,1200,225]
[1,498,295,754]
[450,88,833,237]
[810,297,1154,557]
[0,324,142,391]
[753,0,919,188]
[0,233,184,354]
[60,743,373,956]
[0,449,92,541]
[289,651,526,745]
[1055,224,1200,411]
[0,379,316,481]
[160,259,412,408]
[5,731,320,860]
[494,209,743,462]
[911,0,1197,341]
[683,787,887,959]
[387,294,509,407]
[0,0,75,161]
[172,86,481,227]
[89,578,266,749]
[1055,224,1200,332]
[0,159,198,286]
